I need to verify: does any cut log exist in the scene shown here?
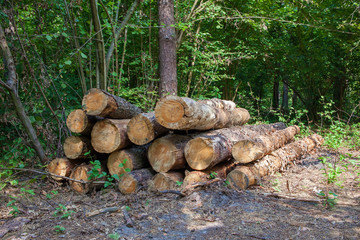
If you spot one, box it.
[151,171,184,191]
[107,144,149,177]
[69,164,105,194]
[63,136,92,159]
[91,119,131,153]
[127,112,169,145]
[232,125,300,164]
[147,134,192,173]
[47,158,74,181]
[66,109,102,135]
[82,88,142,119]
[227,134,324,190]
[198,98,236,110]
[184,123,287,170]
[154,96,250,130]
[183,160,236,187]
[118,168,154,194]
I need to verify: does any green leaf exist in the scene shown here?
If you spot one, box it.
[46,35,52,41]
[65,60,72,65]
[80,52,87,59]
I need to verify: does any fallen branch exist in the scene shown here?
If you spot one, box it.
[0,167,104,184]
[86,207,121,217]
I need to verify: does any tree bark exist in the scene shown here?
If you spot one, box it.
[90,0,107,90]
[91,119,131,153]
[232,125,300,164]
[63,136,93,159]
[82,88,142,119]
[182,160,236,187]
[151,171,184,191]
[184,123,287,170]
[147,134,192,172]
[281,81,289,112]
[47,158,74,181]
[66,109,102,135]
[127,112,169,145]
[154,96,250,130]
[158,0,177,97]
[118,168,154,194]
[0,24,45,163]
[227,134,324,190]
[272,79,279,109]
[107,144,149,177]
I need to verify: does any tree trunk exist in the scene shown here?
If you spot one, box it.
[155,96,250,130]
[151,171,184,191]
[182,160,236,187]
[272,79,279,110]
[127,112,169,145]
[118,168,154,194]
[107,144,150,177]
[63,136,93,159]
[66,109,102,135]
[90,0,107,90]
[158,0,177,97]
[69,164,105,194]
[227,134,324,190]
[91,119,131,153]
[47,158,74,181]
[232,125,300,164]
[147,134,192,172]
[281,81,289,112]
[0,24,45,163]
[82,88,142,119]
[184,123,287,170]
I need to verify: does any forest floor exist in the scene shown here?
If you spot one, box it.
[0,147,359,240]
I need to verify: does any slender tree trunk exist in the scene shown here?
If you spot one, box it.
[272,79,279,110]
[90,0,107,90]
[0,24,45,163]
[158,0,177,97]
[281,80,289,112]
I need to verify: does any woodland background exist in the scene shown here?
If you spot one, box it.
[1,0,360,173]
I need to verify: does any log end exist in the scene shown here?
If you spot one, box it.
[69,164,91,194]
[152,172,184,191]
[118,173,137,194]
[227,167,256,190]
[107,151,133,177]
[232,140,264,164]
[127,114,154,145]
[66,109,88,133]
[185,137,214,170]
[148,138,177,172]
[47,158,74,181]
[183,171,208,187]
[155,97,185,127]
[91,120,121,153]
[64,136,86,159]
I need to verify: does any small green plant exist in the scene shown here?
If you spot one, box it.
[319,156,343,184]
[108,232,120,240]
[175,181,183,186]
[224,180,230,186]
[124,205,131,211]
[7,196,20,216]
[46,190,58,199]
[271,178,281,192]
[209,172,218,179]
[53,225,66,233]
[317,191,337,209]
[53,204,75,219]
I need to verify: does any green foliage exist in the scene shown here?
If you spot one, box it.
[108,233,120,240]
[53,225,66,233]
[175,181,183,186]
[317,191,338,209]
[53,204,75,219]
[46,190,59,199]
[7,196,20,216]
[209,172,218,179]
[319,156,342,184]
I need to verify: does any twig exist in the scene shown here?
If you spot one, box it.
[0,167,104,184]
[86,206,121,217]
[159,190,186,197]
[121,206,134,228]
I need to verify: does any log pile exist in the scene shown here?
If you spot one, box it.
[47,88,324,195]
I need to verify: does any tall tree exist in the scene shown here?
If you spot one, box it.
[158,0,177,97]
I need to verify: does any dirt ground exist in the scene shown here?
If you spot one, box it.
[1,147,359,240]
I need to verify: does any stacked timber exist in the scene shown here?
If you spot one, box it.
[47,88,324,195]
